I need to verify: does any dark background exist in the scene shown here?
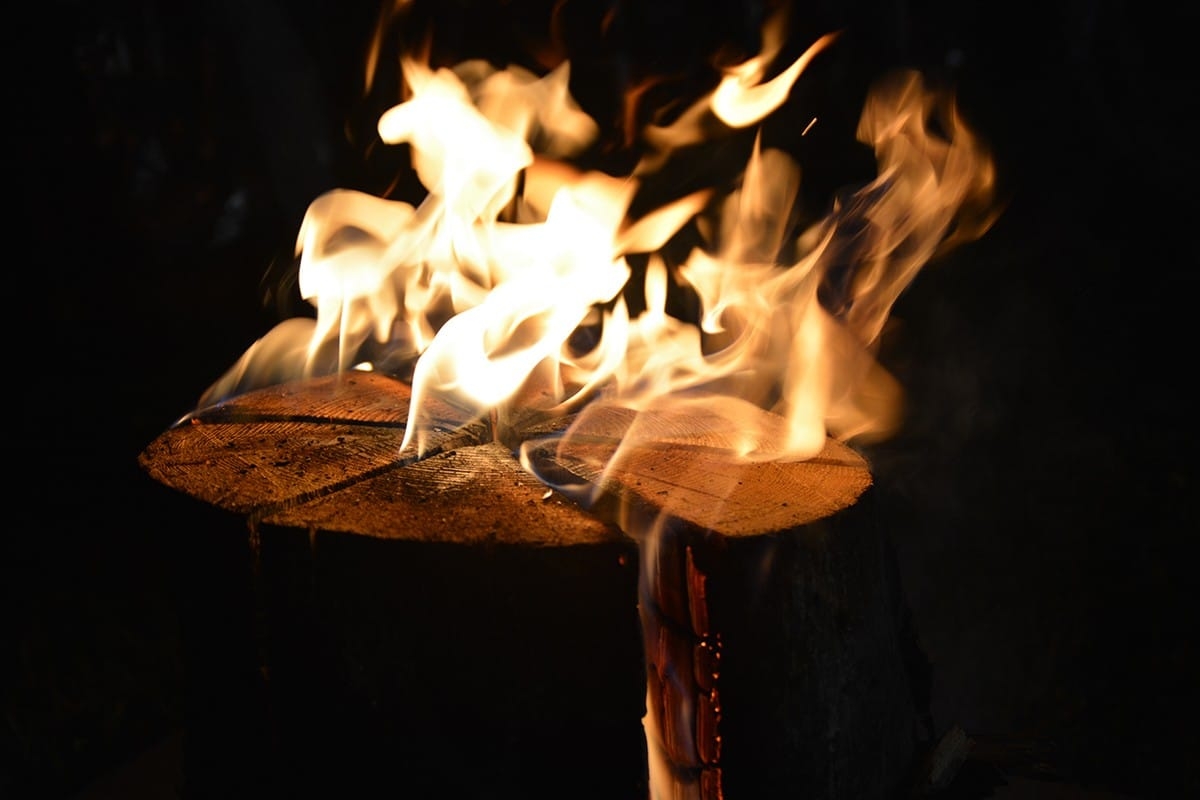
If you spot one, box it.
[5,0,1195,797]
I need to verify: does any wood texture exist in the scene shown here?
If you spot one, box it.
[140,373,926,799]
[140,371,621,546]
[523,399,872,537]
[140,372,871,543]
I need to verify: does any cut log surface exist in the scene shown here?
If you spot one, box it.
[140,372,871,543]
[140,372,927,800]
[139,371,620,545]
[523,400,872,537]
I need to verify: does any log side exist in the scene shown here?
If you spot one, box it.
[628,497,931,800]
[248,521,648,799]
[141,372,648,798]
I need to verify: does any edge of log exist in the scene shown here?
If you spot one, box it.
[140,373,928,800]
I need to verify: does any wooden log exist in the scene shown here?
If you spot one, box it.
[525,401,929,798]
[139,371,617,545]
[140,372,930,798]
[142,371,647,798]
[624,495,929,799]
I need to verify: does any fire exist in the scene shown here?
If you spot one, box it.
[200,10,996,474]
[189,2,1003,555]
[191,7,999,798]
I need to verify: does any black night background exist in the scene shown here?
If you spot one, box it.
[5,1,1195,798]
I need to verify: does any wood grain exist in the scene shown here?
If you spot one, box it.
[140,372,870,543]
[140,372,923,799]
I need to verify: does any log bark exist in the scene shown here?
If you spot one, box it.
[625,494,930,799]
[140,372,930,799]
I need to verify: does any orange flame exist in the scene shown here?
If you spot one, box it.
[199,11,997,469]
[193,12,1000,800]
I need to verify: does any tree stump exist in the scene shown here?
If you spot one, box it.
[140,371,930,798]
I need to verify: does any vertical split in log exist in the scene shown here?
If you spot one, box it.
[639,520,727,800]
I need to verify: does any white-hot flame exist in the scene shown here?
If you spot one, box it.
[200,13,996,472]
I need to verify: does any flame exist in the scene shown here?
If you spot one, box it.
[199,11,997,471]
[192,11,1000,799]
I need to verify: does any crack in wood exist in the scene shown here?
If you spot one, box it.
[245,429,492,525]
[178,410,410,429]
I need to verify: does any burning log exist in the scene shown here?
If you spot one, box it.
[141,370,930,798]
[140,10,998,795]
